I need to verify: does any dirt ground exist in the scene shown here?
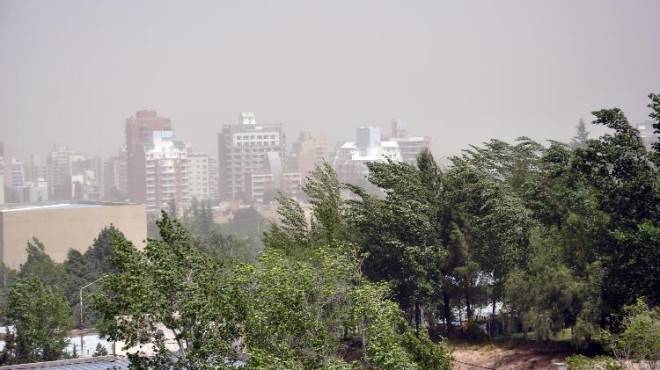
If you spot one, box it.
[449,342,572,370]
[449,343,658,370]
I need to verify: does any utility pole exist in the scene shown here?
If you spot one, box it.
[79,275,105,358]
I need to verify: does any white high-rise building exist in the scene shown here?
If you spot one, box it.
[217,113,286,201]
[188,153,218,203]
[144,130,190,213]
[333,126,402,185]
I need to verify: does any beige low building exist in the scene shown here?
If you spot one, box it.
[0,201,146,268]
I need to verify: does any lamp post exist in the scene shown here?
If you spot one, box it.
[79,275,105,358]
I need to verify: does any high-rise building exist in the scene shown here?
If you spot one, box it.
[10,158,25,188]
[288,132,329,179]
[125,110,172,204]
[188,153,218,203]
[104,149,128,201]
[144,130,190,213]
[637,121,658,151]
[0,142,11,188]
[244,151,302,203]
[217,113,286,201]
[333,126,402,186]
[25,154,47,183]
[386,120,431,165]
[46,145,74,200]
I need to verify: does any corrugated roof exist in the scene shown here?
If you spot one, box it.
[0,356,129,370]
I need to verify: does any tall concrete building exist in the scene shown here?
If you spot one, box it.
[188,152,218,203]
[46,145,74,200]
[25,154,47,183]
[217,113,286,201]
[144,130,190,213]
[385,120,431,165]
[10,158,25,188]
[288,132,329,179]
[125,110,172,204]
[637,121,658,151]
[333,126,402,186]
[104,149,128,201]
[0,142,11,188]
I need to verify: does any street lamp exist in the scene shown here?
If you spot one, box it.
[79,275,105,358]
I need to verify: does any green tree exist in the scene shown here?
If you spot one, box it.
[92,343,108,357]
[347,154,445,334]
[92,212,246,369]
[194,229,258,262]
[1,276,73,365]
[264,162,355,258]
[0,263,17,320]
[602,298,660,363]
[572,106,660,312]
[19,238,66,289]
[648,92,660,164]
[505,228,603,344]
[570,118,589,149]
[443,159,532,320]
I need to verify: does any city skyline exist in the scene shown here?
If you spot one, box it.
[2,1,659,162]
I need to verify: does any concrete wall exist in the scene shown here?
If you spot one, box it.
[0,203,146,268]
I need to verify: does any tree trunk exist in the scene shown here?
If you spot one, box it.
[443,293,452,333]
[466,290,472,322]
[414,300,421,337]
[491,296,496,336]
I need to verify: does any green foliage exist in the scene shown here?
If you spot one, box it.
[566,355,623,370]
[1,276,73,365]
[194,229,259,262]
[347,151,448,331]
[240,248,450,369]
[570,118,590,150]
[264,162,355,259]
[92,211,246,369]
[302,161,350,246]
[183,197,215,237]
[0,262,17,321]
[601,298,660,363]
[19,238,66,289]
[505,228,603,343]
[649,92,660,165]
[572,105,660,312]
[92,343,108,357]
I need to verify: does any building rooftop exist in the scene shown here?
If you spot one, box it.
[0,356,129,370]
[0,201,138,213]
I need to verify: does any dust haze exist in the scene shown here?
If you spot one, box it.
[1,0,660,161]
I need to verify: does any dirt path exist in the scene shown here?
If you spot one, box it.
[450,343,571,370]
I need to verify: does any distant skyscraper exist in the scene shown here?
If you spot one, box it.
[125,110,172,204]
[144,130,190,213]
[386,120,431,165]
[47,145,74,200]
[104,149,128,201]
[0,142,11,188]
[333,121,430,186]
[10,159,25,188]
[188,152,218,203]
[288,132,329,179]
[333,126,402,186]
[217,113,286,201]
[636,121,657,151]
[26,154,47,183]
[70,156,103,200]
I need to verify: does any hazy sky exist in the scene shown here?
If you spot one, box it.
[1,0,659,163]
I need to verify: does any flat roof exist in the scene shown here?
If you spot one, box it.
[0,356,129,370]
[0,201,138,213]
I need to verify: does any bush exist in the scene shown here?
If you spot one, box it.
[601,298,660,363]
[566,355,623,370]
